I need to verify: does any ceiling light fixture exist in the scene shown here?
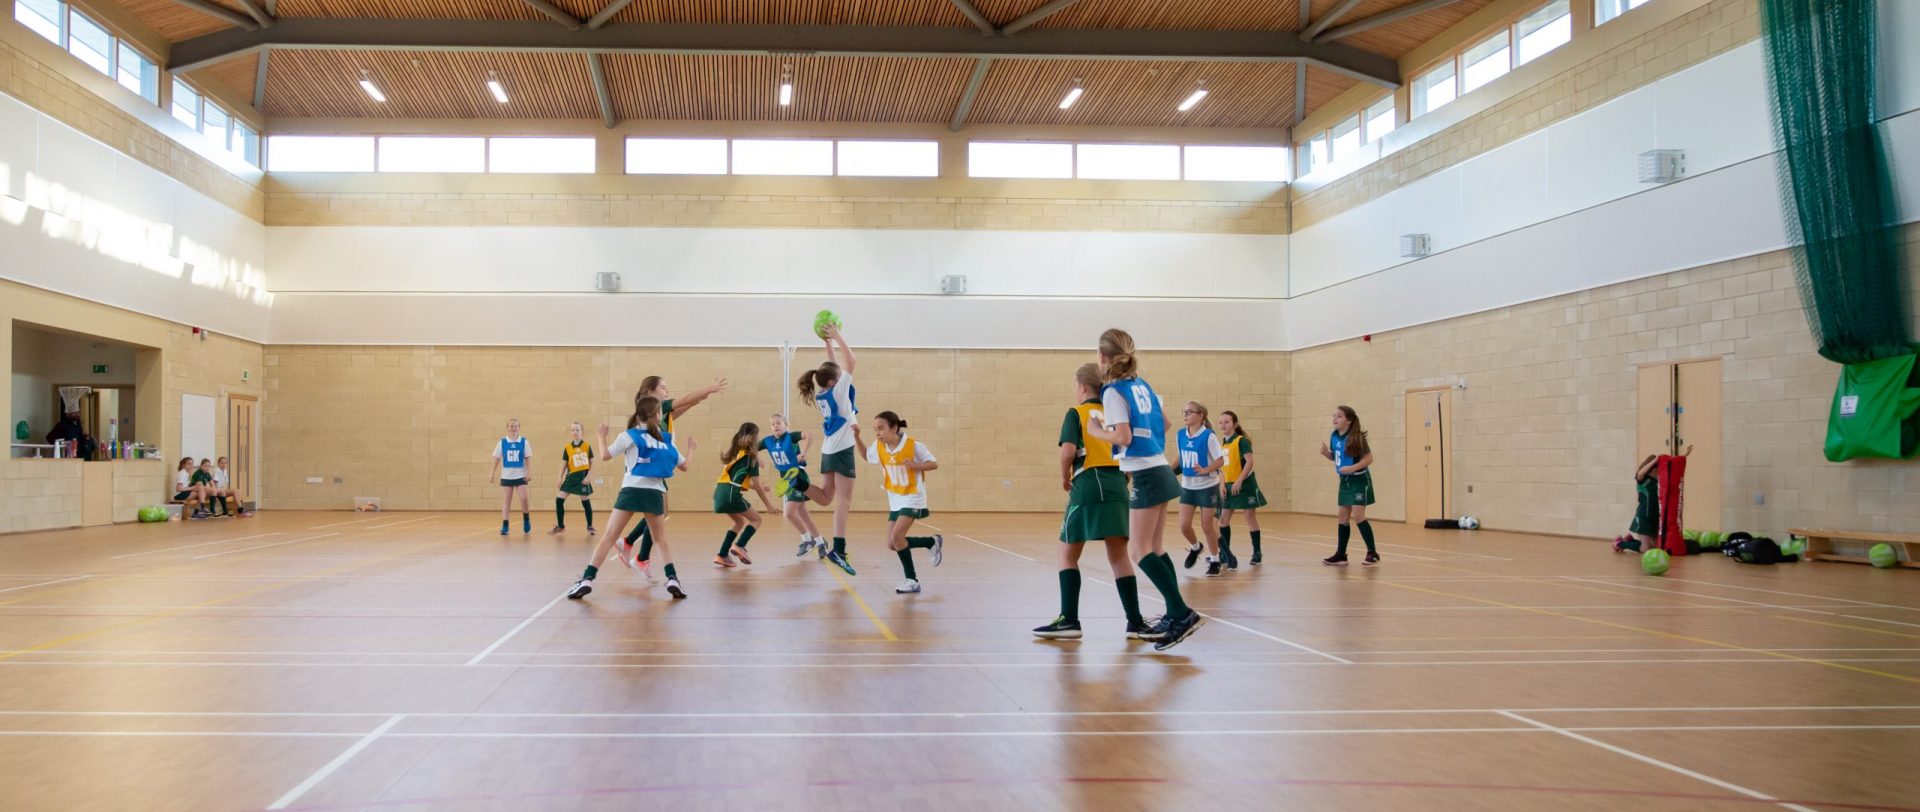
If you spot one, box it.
[358,69,386,103]
[486,70,508,104]
[1177,80,1208,112]
[779,64,793,106]
[1058,78,1084,110]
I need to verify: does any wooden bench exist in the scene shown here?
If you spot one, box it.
[1790,528,1919,569]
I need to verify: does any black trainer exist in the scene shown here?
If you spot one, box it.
[666,578,687,599]
[1032,617,1083,640]
[1153,610,1205,651]
[1223,549,1239,570]
[1250,551,1263,565]
[1183,544,1203,569]
[1126,619,1157,640]
[1205,558,1223,577]
[566,578,593,599]
[1322,553,1348,566]
[1363,550,1381,567]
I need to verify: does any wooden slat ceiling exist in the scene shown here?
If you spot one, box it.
[603,54,974,122]
[968,60,1296,129]
[108,0,1506,124]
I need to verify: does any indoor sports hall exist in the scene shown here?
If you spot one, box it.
[3,0,1918,809]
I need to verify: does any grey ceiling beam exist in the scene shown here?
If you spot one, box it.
[1299,0,1363,41]
[231,0,275,28]
[169,19,1402,86]
[945,0,998,36]
[1000,0,1083,36]
[1299,0,1310,28]
[164,0,259,33]
[518,0,583,30]
[586,52,617,128]
[948,56,992,132]
[252,48,270,109]
[586,0,634,30]
[1293,62,1307,125]
[264,0,278,15]
[1315,0,1469,43]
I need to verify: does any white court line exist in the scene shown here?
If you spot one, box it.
[1496,711,1815,812]
[916,522,1035,562]
[1560,577,1920,631]
[0,576,91,595]
[916,521,1353,664]
[1589,576,1920,612]
[1839,614,1920,630]
[109,533,283,560]
[3,723,1918,743]
[192,533,338,560]
[266,713,405,810]
[2,704,1914,720]
[1257,534,1442,561]
[30,654,1887,669]
[308,516,386,530]
[1286,532,1514,561]
[362,515,441,530]
[466,593,568,666]
[11,645,1918,659]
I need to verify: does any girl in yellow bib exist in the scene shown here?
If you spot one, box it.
[1215,410,1268,565]
[864,411,943,594]
[548,422,597,537]
[712,422,775,568]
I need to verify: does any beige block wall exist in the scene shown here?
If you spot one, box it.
[262,345,1288,513]
[265,192,1287,233]
[0,29,265,221]
[1285,225,1920,539]
[0,459,83,533]
[1292,0,1760,230]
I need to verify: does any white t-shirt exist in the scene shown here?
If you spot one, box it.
[174,470,191,492]
[1100,387,1171,473]
[1177,427,1226,490]
[606,430,669,492]
[214,468,231,488]
[865,435,936,512]
[818,371,858,455]
[492,436,530,479]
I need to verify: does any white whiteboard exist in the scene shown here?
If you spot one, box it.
[181,393,216,463]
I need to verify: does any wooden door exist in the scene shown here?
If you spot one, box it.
[1637,365,1676,460]
[1675,360,1722,531]
[1405,391,1449,522]
[228,395,257,503]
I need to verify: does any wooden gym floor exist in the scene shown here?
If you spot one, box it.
[0,511,1916,811]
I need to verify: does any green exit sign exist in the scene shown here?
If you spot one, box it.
[91,364,111,374]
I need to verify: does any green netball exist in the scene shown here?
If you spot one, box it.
[1683,528,1702,542]
[136,506,167,523]
[1869,543,1899,568]
[813,309,842,339]
[1641,548,1671,576]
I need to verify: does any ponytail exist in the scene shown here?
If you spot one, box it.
[722,422,759,464]
[1337,405,1369,459]
[632,396,664,441]
[1098,328,1138,382]
[797,361,842,401]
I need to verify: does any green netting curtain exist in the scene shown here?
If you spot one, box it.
[1758,0,1909,364]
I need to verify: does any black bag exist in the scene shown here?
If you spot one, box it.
[1728,535,1783,565]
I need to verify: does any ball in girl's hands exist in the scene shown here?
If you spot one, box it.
[813,310,842,339]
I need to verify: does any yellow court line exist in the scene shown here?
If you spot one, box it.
[1377,581,1920,686]
[0,536,464,663]
[1518,577,1741,611]
[1770,614,1920,641]
[823,562,899,643]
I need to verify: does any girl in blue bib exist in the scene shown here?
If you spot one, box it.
[569,396,695,601]
[489,418,532,536]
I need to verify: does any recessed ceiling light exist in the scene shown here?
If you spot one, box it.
[1059,78,1083,110]
[486,70,509,104]
[779,64,793,106]
[358,69,386,103]
[1177,81,1208,112]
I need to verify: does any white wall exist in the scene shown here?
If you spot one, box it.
[0,92,271,342]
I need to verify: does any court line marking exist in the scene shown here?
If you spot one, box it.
[308,516,388,530]
[1263,534,1439,561]
[109,533,284,559]
[3,724,1919,743]
[918,521,1352,663]
[823,562,899,642]
[1595,577,1920,613]
[1378,580,1920,686]
[466,593,568,666]
[1560,576,1920,631]
[8,646,1917,659]
[916,522,1035,562]
[24,654,1891,669]
[1771,616,1920,639]
[1496,711,1815,812]
[361,515,442,530]
[266,713,405,810]
[1282,532,1515,561]
[0,576,91,595]
[191,533,339,560]
[2,704,1915,720]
